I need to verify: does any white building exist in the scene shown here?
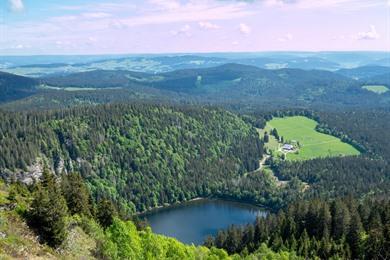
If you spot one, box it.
[282,144,294,151]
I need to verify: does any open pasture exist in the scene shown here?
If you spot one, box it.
[362,85,389,94]
[267,116,360,160]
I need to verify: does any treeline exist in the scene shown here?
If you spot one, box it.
[244,108,390,202]
[253,109,368,153]
[273,157,390,200]
[206,197,390,259]
[0,104,264,213]
[316,109,390,160]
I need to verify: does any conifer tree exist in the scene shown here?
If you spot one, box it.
[62,172,92,216]
[29,168,68,247]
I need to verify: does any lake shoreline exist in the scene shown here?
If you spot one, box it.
[136,196,268,217]
[137,198,269,245]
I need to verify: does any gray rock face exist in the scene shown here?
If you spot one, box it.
[0,159,44,185]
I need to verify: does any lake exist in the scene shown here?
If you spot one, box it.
[141,199,267,245]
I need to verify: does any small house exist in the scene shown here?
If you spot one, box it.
[282,144,294,151]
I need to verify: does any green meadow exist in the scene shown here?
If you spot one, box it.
[265,116,360,160]
[362,85,389,94]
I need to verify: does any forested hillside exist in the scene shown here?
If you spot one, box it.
[2,63,390,110]
[0,71,38,102]
[1,101,390,259]
[250,109,390,202]
[207,197,390,259]
[336,65,390,79]
[0,169,298,259]
[0,104,265,213]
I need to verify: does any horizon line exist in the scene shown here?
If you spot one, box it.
[1,50,390,57]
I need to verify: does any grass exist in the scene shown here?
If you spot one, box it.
[38,84,122,91]
[265,116,360,160]
[362,85,389,94]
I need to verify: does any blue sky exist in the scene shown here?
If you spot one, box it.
[1,0,390,55]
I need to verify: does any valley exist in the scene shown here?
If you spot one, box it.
[2,0,390,258]
[0,53,389,259]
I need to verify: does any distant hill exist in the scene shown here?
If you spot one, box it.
[1,63,389,109]
[0,71,38,102]
[361,72,390,86]
[336,66,390,80]
[40,63,371,106]
[43,69,152,89]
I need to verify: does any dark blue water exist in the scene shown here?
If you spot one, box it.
[141,199,267,245]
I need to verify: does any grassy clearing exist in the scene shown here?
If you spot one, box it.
[38,84,122,91]
[265,116,360,160]
[362,85,389,94]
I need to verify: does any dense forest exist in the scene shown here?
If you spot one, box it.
[1,101,390,258]
[1,63,390,110]
[0,104,268,213]
[0,71,38,102]
[2,105,390,214]
[206,197,390,259]
[203,108,390,259]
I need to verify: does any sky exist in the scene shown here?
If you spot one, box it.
[1,0,390,55]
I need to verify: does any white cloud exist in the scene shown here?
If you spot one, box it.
[149,0,181,10]
[82,12,112,19]
[171,24,191,36]
[357,25,379,40]
[278,33,293,42]
[50,16,78,23]
[117,2,254,27]
[232,41,239,45]
[8,0,24,12]
[199,21,220,30]
[239,23,251,34]
[88,37,97,42]
[263,0,384,10]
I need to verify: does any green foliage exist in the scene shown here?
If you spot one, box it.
[62,172,92,217]
[28,169,68,247]
[209,197,390,260]
[97,199,117,228]
[362,85,389,94]
[103,218,143,259]
[98,218,291,260]
[0,71,38,103]
[0,104,264,212]
[248,243,302,260]
[266,116,360,160]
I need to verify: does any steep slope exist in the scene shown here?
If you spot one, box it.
[0,179,298,259]
[0,104,267,213]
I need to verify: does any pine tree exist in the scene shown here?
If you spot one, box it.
[29,169,68,247]
[365,211,385,259]
[348,209,363,259]
[62,172,92,216]
[298,229,310,258]
[331,199,351,240]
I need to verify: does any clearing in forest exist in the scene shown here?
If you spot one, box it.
[362,85,389,94]
[261,116,360,160]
